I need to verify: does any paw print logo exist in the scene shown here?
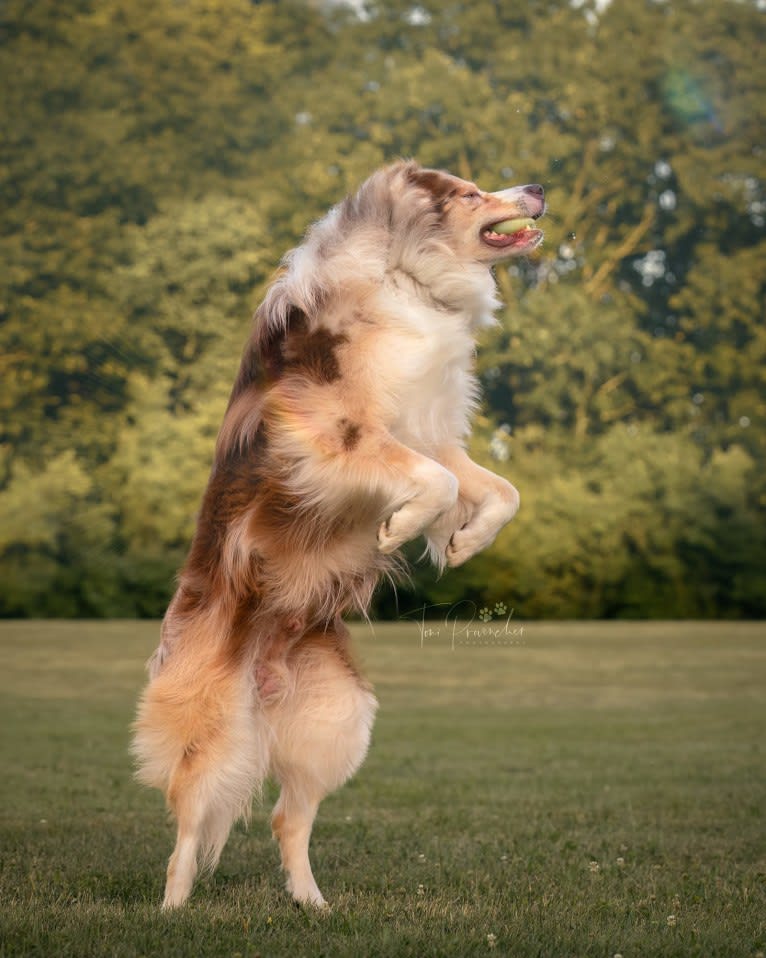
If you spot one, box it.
[494,602,507,616]
[479,607,492,622]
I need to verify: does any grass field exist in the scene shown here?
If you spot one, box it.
[0,619,764,957]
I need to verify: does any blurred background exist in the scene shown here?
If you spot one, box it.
[0,0,763,619]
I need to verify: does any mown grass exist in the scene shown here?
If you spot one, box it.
[0,619,764,957]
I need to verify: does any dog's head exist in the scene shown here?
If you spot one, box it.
[255,161,546,343]
[402,163,545,263]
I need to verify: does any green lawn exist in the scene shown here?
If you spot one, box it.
[0,620,764,957]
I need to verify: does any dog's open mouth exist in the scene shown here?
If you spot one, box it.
[481,217,543,251]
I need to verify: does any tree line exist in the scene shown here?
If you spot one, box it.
[0,0,763,617]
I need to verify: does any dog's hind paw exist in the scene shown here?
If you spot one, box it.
[287,877,328,908]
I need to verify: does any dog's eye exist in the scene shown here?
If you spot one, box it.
[461,191,481,203]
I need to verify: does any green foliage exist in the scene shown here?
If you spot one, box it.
[448,428,766,620]
[0,0,763,617]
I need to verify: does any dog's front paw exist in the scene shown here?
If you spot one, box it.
[446,482,520,567]
[446,526,489,568]
[378,508,438,554]
[377,515,409,554]
[378,469,459,554]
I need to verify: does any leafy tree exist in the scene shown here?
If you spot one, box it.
[0,0,763,617]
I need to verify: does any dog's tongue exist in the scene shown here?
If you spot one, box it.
[491,217,536,235]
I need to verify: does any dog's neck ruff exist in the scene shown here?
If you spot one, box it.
[385,263,498,332]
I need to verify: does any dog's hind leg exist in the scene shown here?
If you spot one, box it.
[265,631,377,906]
[162,707,269,908]
[163,776,205,909]
[270,786,325,906]
[135,653,268,909]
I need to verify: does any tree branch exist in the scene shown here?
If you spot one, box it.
[584,203,656,299]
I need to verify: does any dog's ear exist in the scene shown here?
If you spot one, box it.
[405,166,458,210]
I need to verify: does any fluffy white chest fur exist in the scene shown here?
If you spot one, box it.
[370,275,488,451]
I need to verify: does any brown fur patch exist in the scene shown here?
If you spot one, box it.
[252,305,305,381]
[338,418,361,450]
[281,322,347,383]
[188,439,265,572]
[229,339,267,401]
[251,306,348,385]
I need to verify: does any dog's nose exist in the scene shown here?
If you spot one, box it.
[489,183,546,217]
[521,184,545,218]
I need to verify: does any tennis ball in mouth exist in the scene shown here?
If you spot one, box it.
[491,217,536,234]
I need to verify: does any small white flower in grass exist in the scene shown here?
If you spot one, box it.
[616,857,625,867]
[418,853,426,862]
[589,860,600,873]
[667,914,677,927]
[487,933,497,949]
[500,854,508,862]
[417,883,425,896]
[613,953,623,958]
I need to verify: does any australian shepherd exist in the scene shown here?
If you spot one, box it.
[132,160,545,908]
